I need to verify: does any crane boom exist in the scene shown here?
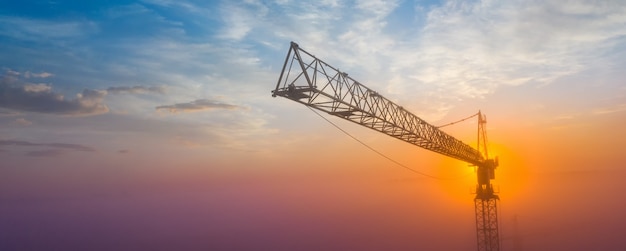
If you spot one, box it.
[273,42,483,165]
[272,42,500,251]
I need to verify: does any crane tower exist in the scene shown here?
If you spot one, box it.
[272,42,501,251]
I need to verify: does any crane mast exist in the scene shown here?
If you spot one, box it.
[272,42,500,251]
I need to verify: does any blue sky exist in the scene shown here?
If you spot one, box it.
[2,1,624,153]
[1,1,626,250]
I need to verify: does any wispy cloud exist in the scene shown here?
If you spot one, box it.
[554,114,576,120]
[206,0,625,120]
[217,5,253,40]
[302,0,626,120]
[0,139,96,157]
[6,70,54,79]
[106,85,165,95]
[24,71,54,78]
[13,118,32,126]
[217,1,271,41]
[22,83,52,93]
[0,16,98,41]
[383,0,626,112]
[0,140,96,152]
[0,109,19,116]
[140,0,206,14]
[593,103,626,115]
[156,99,242,113]
[26,149,65,157]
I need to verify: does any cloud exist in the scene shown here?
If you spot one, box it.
[13,118,32,126]
[0,139,95,157]
[0,66,171,116]
[0,76,109,116]
[23,83,52,93]
[106,85,165,94]
[0,16,98,41]
[26,149,65,157]
[391,0,626,94]
[155,99,242,113]
[217,1,269,41]
[0,140,96,152]
[140,0,205,14]
[0,69,168,116]
[5,69,20,76]
[118,149,130,154]
[593,103,626,115]
[207,0,624,120]
[0,70,52,78]
[0,109,19,116]
[24,71,54,78]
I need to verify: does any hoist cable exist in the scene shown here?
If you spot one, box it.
[437,112,479,128]
[306,106,473,181]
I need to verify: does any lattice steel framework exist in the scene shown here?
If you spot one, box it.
[272,42,500,251]
[474,112,501,251]
[273,42,484,166]
[475,197,500,251]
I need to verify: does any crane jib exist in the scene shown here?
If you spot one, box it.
[272,42,485,166]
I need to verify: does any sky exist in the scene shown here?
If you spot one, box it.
[1,0,625,250]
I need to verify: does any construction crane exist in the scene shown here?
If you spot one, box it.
[272,42,501,251]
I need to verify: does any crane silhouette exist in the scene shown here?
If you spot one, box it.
[272,42,501,251]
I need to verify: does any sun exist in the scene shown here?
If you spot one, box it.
[431,156,477,205]
[430,142,529,207]
[486,142,530,202]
